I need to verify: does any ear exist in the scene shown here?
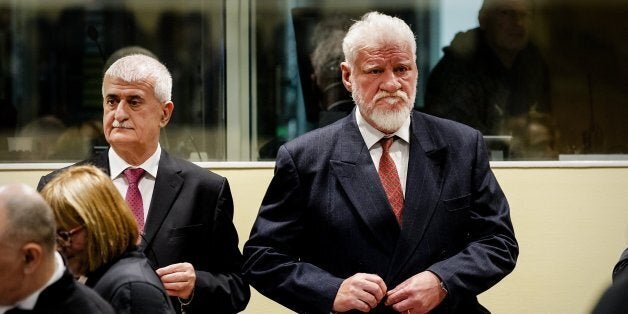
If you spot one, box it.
[340,62,353,92]
[21,243,43,275]
[159,101,174,128]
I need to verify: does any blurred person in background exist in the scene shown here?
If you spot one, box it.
[424,0,554,159]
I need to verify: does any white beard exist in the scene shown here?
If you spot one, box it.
[352,86,414,133]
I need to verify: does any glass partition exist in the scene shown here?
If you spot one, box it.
[0,0,226,162]
[252,0,628,162]
[0,0,627,163]
[252,0,435,160]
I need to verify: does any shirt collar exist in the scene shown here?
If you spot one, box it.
[355,108,411,149]
[109,144,161,180]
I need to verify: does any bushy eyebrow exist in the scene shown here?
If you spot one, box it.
[127,95,144,102]
[104,94,144,100]
[361,63,381,71]
[361,60,414,71]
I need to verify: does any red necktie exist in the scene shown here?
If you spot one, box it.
[124,167,146,232]
[378,137,404,225]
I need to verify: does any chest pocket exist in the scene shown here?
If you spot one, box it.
[442,194,471,212]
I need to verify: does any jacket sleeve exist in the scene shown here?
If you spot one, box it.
[613,248,628,281]
[111,282,175,314]
[427,130,519,303]
[242,145,344,313]
[186,178,250,313]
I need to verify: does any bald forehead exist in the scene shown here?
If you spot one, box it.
[0,184,35,201]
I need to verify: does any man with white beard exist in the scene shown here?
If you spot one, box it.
[243,11,518,314]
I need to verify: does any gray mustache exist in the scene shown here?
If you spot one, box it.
[112,121,132,128]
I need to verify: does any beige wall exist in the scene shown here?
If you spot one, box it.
[1,165,627,313]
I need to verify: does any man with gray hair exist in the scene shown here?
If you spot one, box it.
[0,184,114,314]
[38,54,250,313]
[243,11,517,313]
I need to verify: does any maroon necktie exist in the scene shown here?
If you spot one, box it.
[378,137,404,225]
[124,167,146,232]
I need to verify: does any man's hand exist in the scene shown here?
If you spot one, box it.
[156,262,196,299]
[332,273,387,313]
[385,271,447,314]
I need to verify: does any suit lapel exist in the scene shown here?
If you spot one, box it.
[330,113,400,252]
[386,112,448,281]
[142,151,184,247]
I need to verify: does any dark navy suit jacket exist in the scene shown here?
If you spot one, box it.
[38,150,250,313]
[243,109,518,313]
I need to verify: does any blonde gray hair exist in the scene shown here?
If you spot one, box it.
[40,165,139,275]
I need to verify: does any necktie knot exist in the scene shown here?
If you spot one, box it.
[380,136,394,152]
[124,168,145,185]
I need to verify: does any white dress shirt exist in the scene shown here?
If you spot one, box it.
[109,145,161,222]
[355,109,411,195]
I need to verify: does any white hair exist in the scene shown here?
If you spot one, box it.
[102,54,172,102]
[342,11,417,66]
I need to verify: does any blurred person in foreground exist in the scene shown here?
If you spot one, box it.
[592,248,628,313]
[243,11,518,313]
[424,0,553,159]
[37,54,249,313]
[40,165,175,314]
[0,183,114,314]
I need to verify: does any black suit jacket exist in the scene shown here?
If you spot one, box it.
[612,248,628,281]
[27,270,115,314]
[86,248,175,314]
[593,265,628,314]
[243,110,518,313]
[38,150,250,313]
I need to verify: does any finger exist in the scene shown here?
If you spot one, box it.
[361,274,387,300]
[159,271,188,283]
[164,288,186,298]
[389,297,413,313]
[388,278,409,295]
[357,279,389,308]
[371,277,388,298]
[386,285,409,306]
[156,262,193,276]
[162,281,191,292]
[349,297,373,313]
[364,282,386,303]
[155,264,178,276]
[354,288,380,309]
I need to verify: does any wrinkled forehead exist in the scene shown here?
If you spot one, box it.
[357,44,415,63]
